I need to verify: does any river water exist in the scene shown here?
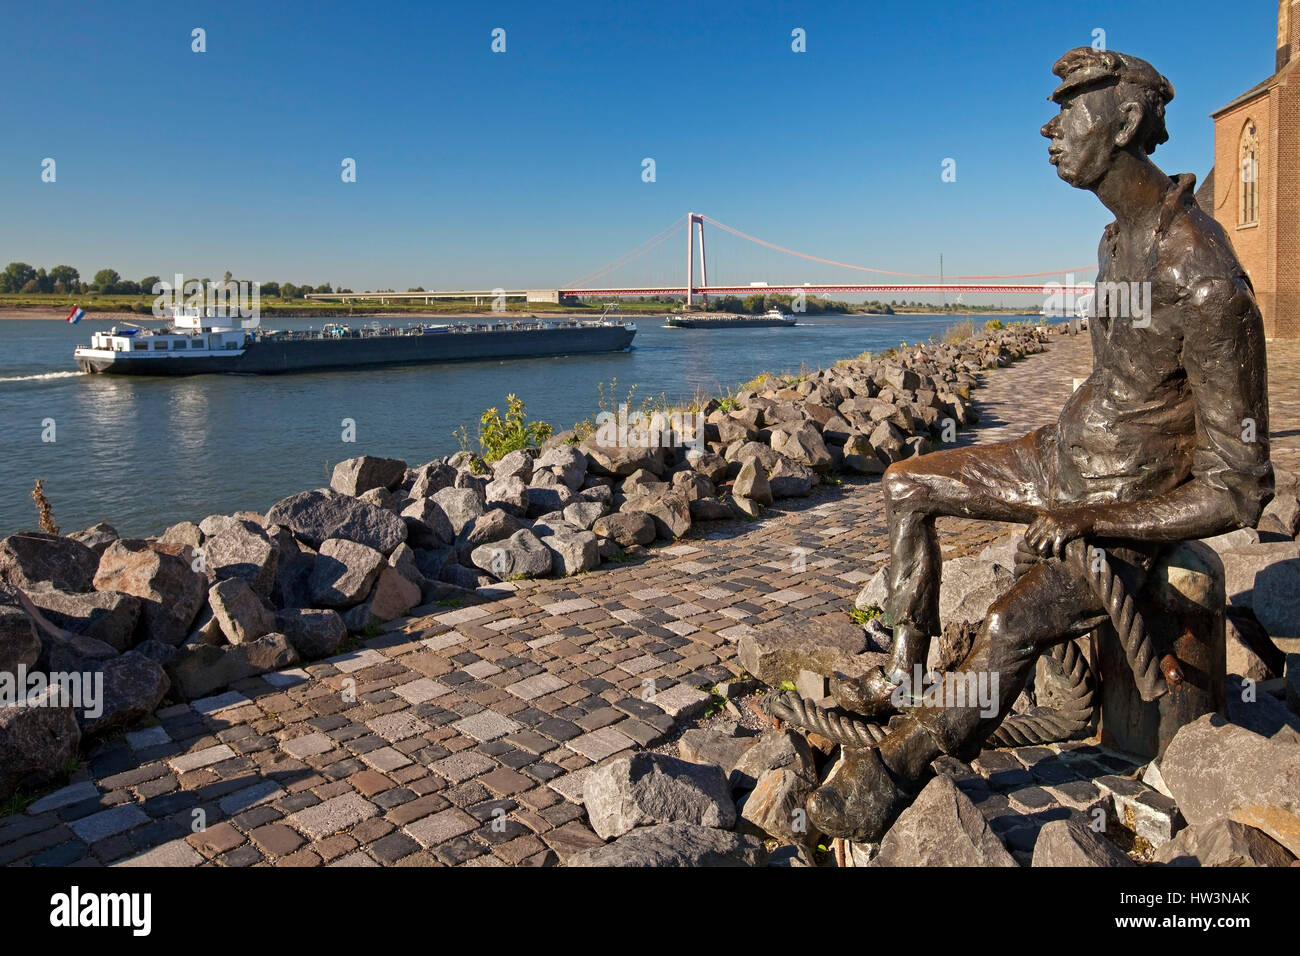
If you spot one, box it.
[0,313,1043,537]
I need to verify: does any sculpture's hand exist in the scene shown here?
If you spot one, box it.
[1025,508,1095,559]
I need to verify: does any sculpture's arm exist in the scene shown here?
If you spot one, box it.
[1027,276,1273,556]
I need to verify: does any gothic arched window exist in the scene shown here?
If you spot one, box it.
[1239,120,1260,226]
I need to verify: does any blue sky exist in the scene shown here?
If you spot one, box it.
[0,0,1280,297]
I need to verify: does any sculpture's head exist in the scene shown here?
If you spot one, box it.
[1041,48,1174,190]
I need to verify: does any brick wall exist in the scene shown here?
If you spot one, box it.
[1276,67,1298,337]
[1212,94,1276,333]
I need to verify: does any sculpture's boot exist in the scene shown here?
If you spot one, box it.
[806,717,942,843]
[832,621,929,718]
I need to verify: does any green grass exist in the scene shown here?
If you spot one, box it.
[699,685,728,717]
[0,790,36,818]
[848,606,882,625]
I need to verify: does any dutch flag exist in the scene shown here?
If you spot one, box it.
[65,305,85,324]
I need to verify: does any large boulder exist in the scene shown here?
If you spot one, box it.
[580,440,665,478]
[842,432,887,474]
[677,727,760,776]
[409,461,458,498]
[0,604,42,674]
[25,588,142,652]
[342,566,421,632]
[0,533,98,592]
[485,475,529,517]
[81,652,171,739]
[1153,818,1295,867]
[1219,542,1300,639]
[159,521,203,550]
[740,768,815,843]
[535,445,588,490]
[621,491,691,540]
[471,529,552,579]
[165,632,300,699]
[438,563,494,591]
[400,498,455,548]
[33,617,119,675]
[1160,714,1300,826]
[939,555,1016,629]
[622,469,668,498]
[387,543,428,591]
[264,490,406,554]
[739,614,874,688]
[770,423,833,472]
[730,730,818,791]
[543,531,600,577]
[732,459,773,507]
[491,449,534,483]
[583,753,736,840]
[203,520,278,598]
[725,441,779,471]
[870,775,1018,867]
[687,452,729,485]
[568,821,766,867]
[1259,493,1300,537]
[309,538,387,608]
[767,457,817,498]
[270,535,316,610]
[274,608,347,659]
[208,578,276,645]
[93,539,206,646]
[330,456,407,496]
[562,500,607,531]
[854,567,888,613]
[525,485,574,517]
[0,691,81,798]
[591,512,656,548]
[68,522,119,556]
[460,509,526,552]
[431,487,486,536]
[1031,818,1135,866]
[671,471,715,502]
[690,497,735,521]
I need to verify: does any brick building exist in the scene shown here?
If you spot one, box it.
[1196,1,1299,337]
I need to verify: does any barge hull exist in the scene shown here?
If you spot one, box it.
[77,326,635,376]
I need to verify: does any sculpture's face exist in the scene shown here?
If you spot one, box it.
[1041,87,1117,190]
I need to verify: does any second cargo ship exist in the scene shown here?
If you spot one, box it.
[665,308,795,329]
[73,308,637,376]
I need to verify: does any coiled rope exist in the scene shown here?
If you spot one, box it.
[764,536,1171,749]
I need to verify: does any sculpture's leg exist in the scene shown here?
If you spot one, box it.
[838,432,1049,717]
[812,554,1111,842]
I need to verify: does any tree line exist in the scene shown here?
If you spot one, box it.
[0,262,346,298]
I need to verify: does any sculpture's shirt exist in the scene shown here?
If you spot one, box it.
[1049,173,1272,526]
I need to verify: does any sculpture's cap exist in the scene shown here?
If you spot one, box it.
[1049,47,1174,105]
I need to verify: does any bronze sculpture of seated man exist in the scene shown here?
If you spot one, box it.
[807,47,1273,843]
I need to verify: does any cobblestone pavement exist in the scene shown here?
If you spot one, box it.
[3,331,1296,867]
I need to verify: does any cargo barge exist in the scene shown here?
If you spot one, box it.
[73,309,637,376]
[665,308,795,329]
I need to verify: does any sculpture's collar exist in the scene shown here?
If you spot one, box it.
[1103,172,1198,245]
[1157,173,1198,233]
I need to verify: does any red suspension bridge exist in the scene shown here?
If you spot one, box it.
[310,212,1096,305]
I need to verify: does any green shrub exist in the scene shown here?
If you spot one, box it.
[984,318,1005,331]
[473,394,553,462]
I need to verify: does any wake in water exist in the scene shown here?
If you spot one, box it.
[0,370,86,383]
